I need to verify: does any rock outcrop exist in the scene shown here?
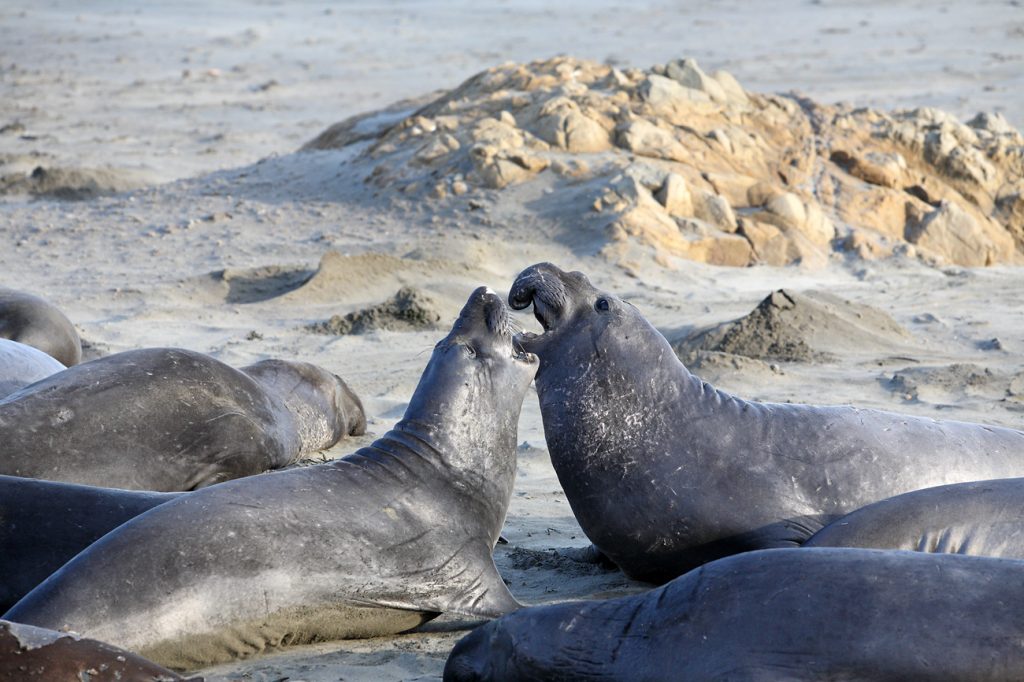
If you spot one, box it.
[305,56,1024,268]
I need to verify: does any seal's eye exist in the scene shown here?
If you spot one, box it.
[465,345,477,358]
[595,298,610,312]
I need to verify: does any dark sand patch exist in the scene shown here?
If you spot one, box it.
[674,289,913,363]
[0,165,149,200]
[305,287,441,335]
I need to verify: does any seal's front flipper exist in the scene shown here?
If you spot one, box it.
[427,554,522,619]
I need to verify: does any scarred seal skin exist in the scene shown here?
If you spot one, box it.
[805,477,1024,557]
[0,348,365,491]
[0,339,65,398]
[0,288,81,367]
[0,475,180,612]
[444,548,1024,682]
[4,287,537,671]
[0,618,200,681]
[509,262,1024,583]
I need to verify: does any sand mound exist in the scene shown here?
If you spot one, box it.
[675,289,913,362]
[279,251,480,306]
[0,165,149,200]
[306,56,1024,268]
[211,265,315,304]
[887,363,1010,404]
[305,287,442,335]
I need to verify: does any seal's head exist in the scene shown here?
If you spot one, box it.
[443,603,587,682]
[509,262,668,380]
[242,358,367,452]
[404,286,537,452]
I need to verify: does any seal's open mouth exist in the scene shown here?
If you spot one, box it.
[477,287,537,364]
[508,263,571,352]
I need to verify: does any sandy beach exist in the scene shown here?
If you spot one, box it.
[2,1,1023,679]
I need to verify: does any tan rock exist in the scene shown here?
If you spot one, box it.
[693,190,737,232]
[705,173,759,208]
[842,229,893,260]
[470,145,549,189]
[747,182,784,207]
[414,133,461,164]
[655,173,693,217]
[665,58,728,103]
[470,117,525,152]
[533,97,611,152]
[550,158,591,178]
[830,149,906,188]
[711,69,750,105]
[616,118,688,162]
[739,218,828,268]
[904,200,1005,267]
[675,219,753,266]
[996,190,1024,250]
[765,192,807,227]
[637,75,715,123]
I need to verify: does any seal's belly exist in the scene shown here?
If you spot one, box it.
[136,602,436,671]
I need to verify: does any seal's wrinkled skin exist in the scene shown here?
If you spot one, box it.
[5,288,536,671]
[0,618,199,681]
[0,475,180,612]
[0,288,81,367]
[444,548,1024,681]
[509,262,1024,582]
[806,477,1024,557]
[0,349,365,491]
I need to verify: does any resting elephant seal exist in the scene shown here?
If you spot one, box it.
[508,262,1024,582]
[5,288,536,670]
[0,288,81,366]
[805,477,1024,558]
[0,619,198,681]
[0,339,65,398]
[0,349,366,491]
[0,475,180,612]
[444,548,1024,681]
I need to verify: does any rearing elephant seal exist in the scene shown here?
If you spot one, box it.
[0,338,65,398]
[508,262,1024,582]
[6,288,537,670]
[0,475,180,612]
[444,548,1024,681]
[0,287,81,366]
[0,349,365,491]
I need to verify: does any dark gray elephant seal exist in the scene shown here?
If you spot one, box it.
[0,348,365,491]
[0,288,81,366]
[0,619,199,681]
[0,475,180,612]
[444,548,1024,681]
[805,477,1024,558]
[508,262,1024,583]
[0,339,65,398]
[5,288,537,670]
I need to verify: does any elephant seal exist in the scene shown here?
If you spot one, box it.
[444,547,1024,681]
[0,339,65,398]
[805,477,1024,558]
[6,287,537,670]
[0,348,365,491]
[0,619,199,681]
[0,475,180,612]
[0,288,81,366]
[508,262,1024,582]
